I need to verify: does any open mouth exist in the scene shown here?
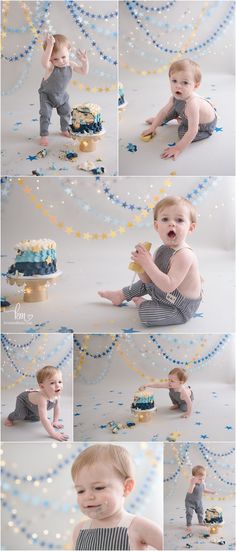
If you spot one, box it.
[55,389,61,393]
[175,91,182,96]
[168,230,176,239]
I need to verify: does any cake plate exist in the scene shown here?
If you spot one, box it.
[208,522,224,535]
[131,406,157,423]
[119,101,128,118]
[7,271,62,303]
[69,129,106,153]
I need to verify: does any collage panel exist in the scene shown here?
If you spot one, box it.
[1,176,234,333]
[164,442,235,549]
[2,1,118,176]
[1,441,163,550]
[119,0,235,176]
[1,332,73,442]
[73,333,235,443]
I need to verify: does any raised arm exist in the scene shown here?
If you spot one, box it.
[143,96,174,136]
[41,34,55,69]
[71,49,89,75]
[131,246,194,293]
[187,477,197,494]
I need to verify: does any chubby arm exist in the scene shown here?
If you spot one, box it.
[180,388,192,418]
[204,486,215,494]
[52,397,64,429]
[130,516,163,550]
[142,382,169,389]
[187,477,197,493]
[38,396,68,441]
[131,245,194,293]
[41,34,55,69]
[143,96,174,135]
[161,99,200,159]
[70,50,89,75]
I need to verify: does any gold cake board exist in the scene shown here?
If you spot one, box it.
[7,271,62,303]
[70,129,106,153]
[131,406,157,423]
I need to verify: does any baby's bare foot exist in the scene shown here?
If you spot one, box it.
[98,290,125,306]
[39,136,49,146]
[4,418,13,426]
[185,527,192,534]
[61,130,71,138]
[132,297,146,307]
[170,405,179,410]
[146,117,154,125]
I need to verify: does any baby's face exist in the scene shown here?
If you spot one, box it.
[154,203,195,247]
[169,70,199,100]
[50,45,70,67]
[40,371,63,398]
[75,462,126,520]
[195,473,206,484]
[168,374,182,389]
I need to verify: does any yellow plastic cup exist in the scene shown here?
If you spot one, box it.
[128,242,152,273]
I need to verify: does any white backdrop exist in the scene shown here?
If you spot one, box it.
[1,0,118,176]
[1,333,73,441]
[73,333,235,442]
[1,176,234,333]
[164,442,235,550]
[1,441,163,550]
[119,0,235,175]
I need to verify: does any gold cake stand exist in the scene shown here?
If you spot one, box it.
[131,406,157,423]
[69,129,106,153]
[7,271,62,303]
[119,101,128,118]
[208,522,224,535]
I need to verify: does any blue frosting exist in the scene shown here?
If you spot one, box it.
[15,249,56,263]
[119,94,125,106]
[8,260,57,276]
[70,121,102,134]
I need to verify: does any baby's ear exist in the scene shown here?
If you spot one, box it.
[123,478,135,497]
[194,82,200,89]
[189,222,196,233]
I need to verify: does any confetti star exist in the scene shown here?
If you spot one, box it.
[99,424,107,429]
[31,118,38,122]
[127,143,137,153]
[215,127,223,132]
[122,328,140,333]
[193,312,204,318]
[14,121,23,126]
[27,155,37,161]
[195,422,202,426]
[58,326,74,333]
[200,434,209,439]
[167,142,176,147]
[225,425,233,430]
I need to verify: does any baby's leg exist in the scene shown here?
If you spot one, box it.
[7,395,29,423]
[122,280,149,301]
[185,504,194,531]
[39,93,53,144]
[98,289,125,306]
[57,99,71,134]
[196,504,204,525]
[169,396,180,410]
[138,299,185,327]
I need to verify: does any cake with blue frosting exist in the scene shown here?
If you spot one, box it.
[205,507,223,525]
[118,82,125,106]
[70,103,102,134]
[131,389,155,411]
[7,239,57,277]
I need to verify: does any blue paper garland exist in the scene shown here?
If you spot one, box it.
[74,334,120,358]
[149,334,230,367]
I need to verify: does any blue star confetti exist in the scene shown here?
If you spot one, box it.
[126,143,137,153]
[167,142,176,147]
[58,326,74,333]
[225,425,233,430]
[27,155,37,161]
[200,434,209,439]
[193,312,203,318]
[215,127,223,133]
[122,328,140,333]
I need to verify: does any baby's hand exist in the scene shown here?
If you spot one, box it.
[76,49,88,63]
[190,476,198,485]
[53,432,69,442]
[46,33,55,48]
[142,127,156,137]
[139,385,146,390]
[52,421,64,429]
[181,412,191,419]
[131,244,152,268]
[161,146,181,160]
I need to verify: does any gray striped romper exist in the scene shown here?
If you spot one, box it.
[122,245,202,327]
[185,483,205,526]
[38,65,72,136]
[75,513,135,550]
[162,96,217,141]
[169,386,194,411]
[8,390,55,422]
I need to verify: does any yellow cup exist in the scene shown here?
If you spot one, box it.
[128,242,152,273]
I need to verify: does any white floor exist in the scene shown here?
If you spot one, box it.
[119,73,235,176]
[1,394,73,442]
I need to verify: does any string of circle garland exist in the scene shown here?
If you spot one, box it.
[1,333,71,362]
[74,334,120,358]
[125,1,235,54]
[1,337,48,390]
[65,1,117,66]
[1,2,50,60]
[71,81,117,93]
[149,334,230,368]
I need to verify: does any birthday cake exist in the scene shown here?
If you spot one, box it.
[131,389,155,411]
[70,103,102,134]
[205,507,223,525]
[118,82,125,106]
[7,239,57,277]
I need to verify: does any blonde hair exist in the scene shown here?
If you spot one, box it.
[169,59,202,84]
[36,366,60,384]
[43,34,71,53]
[169,367,188,383]
[192,465,206,476]
[153,196,197,224]
[71,444,135,483]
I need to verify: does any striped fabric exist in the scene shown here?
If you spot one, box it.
[8,391,55,422]
[122,245,202,327]
[75,526,130,550]
[162,97,217,142]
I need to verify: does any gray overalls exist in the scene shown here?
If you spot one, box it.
[185,483,205,526]
[38,65,72,136]
[122,245,202,327]
[169,386,194,411]
[162,97,217,141]
[8,390,55,422]
[75,513,134,550]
